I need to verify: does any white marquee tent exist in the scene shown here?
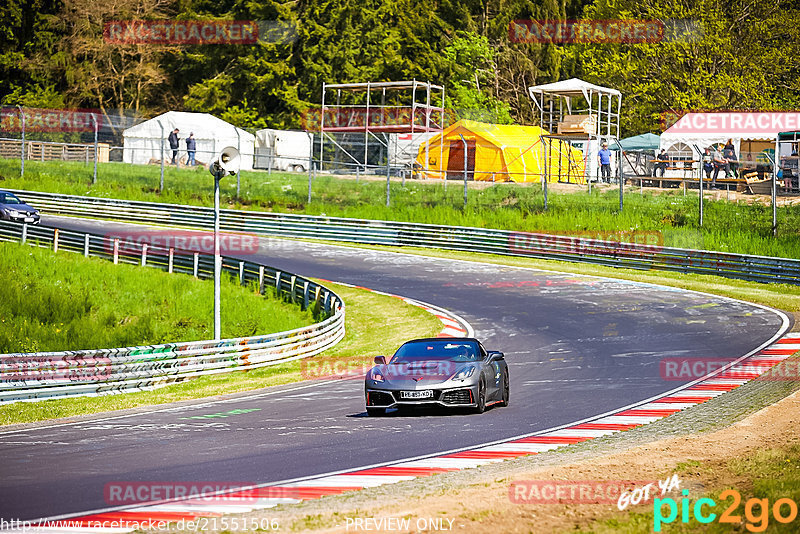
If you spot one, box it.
[123,111,255,170]
[660,112,800,160]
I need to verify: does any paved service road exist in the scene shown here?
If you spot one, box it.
[0,216,789,521]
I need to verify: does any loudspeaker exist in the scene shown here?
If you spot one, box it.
[210,146,241,177]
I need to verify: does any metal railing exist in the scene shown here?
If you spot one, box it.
[8,189,800,286]
[0,220,345,403]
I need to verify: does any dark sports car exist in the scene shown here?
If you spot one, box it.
[364,337,509,416]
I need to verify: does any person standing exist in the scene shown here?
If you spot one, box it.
[168,128,180,165]
[598,142,612,183]
[186,132,196,166]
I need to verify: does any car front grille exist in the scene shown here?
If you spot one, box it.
[367,391,395,406]
[441,389,472,404]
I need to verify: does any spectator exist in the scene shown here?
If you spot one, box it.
[186,132,197,166]
[653,149,669,178]
[712,145,731,187]
[723,139,738,178]
[168,128,180,165]
[598,142,612,183]
[702,147,713,181]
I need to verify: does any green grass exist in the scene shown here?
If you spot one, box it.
[1,158,799,259]
[0,276,443,426]
[0,241,315,354]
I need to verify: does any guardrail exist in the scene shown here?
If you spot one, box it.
[0,220,345,403]
[7,188,800,285]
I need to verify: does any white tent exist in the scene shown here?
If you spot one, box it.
[660,112,800,164]
[123,111,255,170]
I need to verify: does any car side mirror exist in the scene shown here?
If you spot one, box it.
[374,356,386,365]
[487,351,504,362]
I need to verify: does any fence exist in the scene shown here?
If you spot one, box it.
[9,189,800,286]
[0,219,346,403]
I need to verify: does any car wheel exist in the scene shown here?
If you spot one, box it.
[294,165,305,173]
[366,407,385,417]
[500,372,509,407]
[474,378,486,414]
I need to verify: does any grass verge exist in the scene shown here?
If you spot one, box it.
[1,158,799,258]
[0,280,442,426]
[0,241,314,353]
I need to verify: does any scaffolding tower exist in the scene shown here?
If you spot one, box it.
[318,80,445,174]
[528,78,622,182]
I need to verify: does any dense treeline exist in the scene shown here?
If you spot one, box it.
[1,0,798,135]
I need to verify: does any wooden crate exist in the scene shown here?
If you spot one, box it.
[557,114,596,135]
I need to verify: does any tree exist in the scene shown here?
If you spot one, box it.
[30,0,173,127]
[568,0,800,135]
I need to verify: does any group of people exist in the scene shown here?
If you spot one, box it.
[701,140,739,186]
[167,128,197,166]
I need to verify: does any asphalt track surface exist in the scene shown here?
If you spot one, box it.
[0,215,790,521]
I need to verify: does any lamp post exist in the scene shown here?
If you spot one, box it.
[209,146,241,340]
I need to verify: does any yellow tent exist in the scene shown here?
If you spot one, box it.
[415,120,586,184]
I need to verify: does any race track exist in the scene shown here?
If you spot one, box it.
[0,215,789,521]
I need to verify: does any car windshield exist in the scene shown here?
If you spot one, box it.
[0,192,22,205]
[390,340,480,363]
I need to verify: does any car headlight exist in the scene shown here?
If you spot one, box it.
[451,366,475,381]
[7,209,20,217]
[369,368,385,383]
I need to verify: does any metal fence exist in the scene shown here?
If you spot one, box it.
[9,188,800,286]
[0,220,345,403]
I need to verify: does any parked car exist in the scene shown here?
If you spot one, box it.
[0,191,40,224]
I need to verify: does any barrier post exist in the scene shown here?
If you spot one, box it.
[17,105,25,177]
[303,281,309,310]
[168,248,174,273]
[141,243,148,266]
[84,234,90,257]
[92,114,99,184]
[258,265,265,293]
[239,260,245,285]
[21,223,28,244]
[290,275,297,302]
[113,238,119,264]
[193,252,199,277]
[275,271,282,294]
[53,228,59,252]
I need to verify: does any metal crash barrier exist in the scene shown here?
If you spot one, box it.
[8,189,800,286]
[0,220,345,403]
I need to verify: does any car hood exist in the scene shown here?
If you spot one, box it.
[369,361,476,388]
[0,202,36,212]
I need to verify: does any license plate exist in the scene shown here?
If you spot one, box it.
[401,390,433,399]
[24,218,34,222]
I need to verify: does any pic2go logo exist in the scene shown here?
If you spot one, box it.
[654,489,800,532]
